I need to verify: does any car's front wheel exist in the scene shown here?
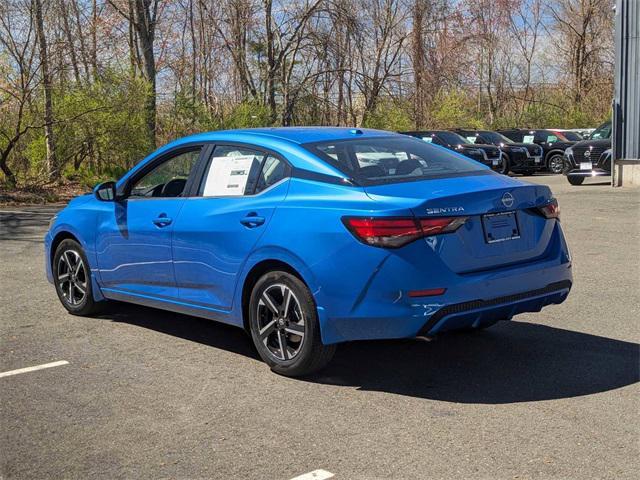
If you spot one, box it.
[53,239,104,315]
[497,155,510,175]
[249,271,336,377]
[548,154,565,174]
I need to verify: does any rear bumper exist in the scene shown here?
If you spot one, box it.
[318,222,573,344]
[417,280,571,336]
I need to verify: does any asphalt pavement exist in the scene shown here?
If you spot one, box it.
[1,174,639,479]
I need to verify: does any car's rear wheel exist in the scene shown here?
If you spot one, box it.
[548,154,564,174]
[53,239,104,315]
[248,271,336,377]
[568,175,585,185]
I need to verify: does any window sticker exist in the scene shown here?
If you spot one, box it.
[466,136,477,143]
[522,135,535,144]
[203,155,257,196]
[421,136,433,143]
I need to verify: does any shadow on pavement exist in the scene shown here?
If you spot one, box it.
[313,321,639,403]
[98,303,259,360]
[0,208,60,242]
[95,304,639,404]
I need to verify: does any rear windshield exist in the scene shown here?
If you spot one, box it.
[303,136,489,186]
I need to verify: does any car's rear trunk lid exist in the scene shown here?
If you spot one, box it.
[364,173,557,273]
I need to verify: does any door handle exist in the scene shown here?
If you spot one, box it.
[240,213,265,228]
[153,214,172,227]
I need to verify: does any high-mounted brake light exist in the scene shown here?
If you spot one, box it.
[538,198,560,220]
[342,216,467,248]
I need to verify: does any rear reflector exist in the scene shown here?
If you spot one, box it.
[343,216,467,248]
[537,198,560,220]
[408,288,447,297]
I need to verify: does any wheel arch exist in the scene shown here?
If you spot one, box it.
[50,230,81,269]
[545,149,565,166]
[240,259,311,333]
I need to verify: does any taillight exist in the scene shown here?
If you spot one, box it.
[342,216,467,248]
[538,198,560,220]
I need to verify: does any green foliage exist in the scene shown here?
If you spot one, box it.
[362,100,413,131]
[429,90,480,129]
[160,89,221,141]
[223,101,273,129]
[1,70,612,192]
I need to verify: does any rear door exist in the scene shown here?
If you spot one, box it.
[96,147,202,299]
[172,144,291,310]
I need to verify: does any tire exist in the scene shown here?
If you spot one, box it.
[548,154,564,174]
[498,154,510,175]
[248,271,336,377]
[53,239,104,316]
[568,176,585,185]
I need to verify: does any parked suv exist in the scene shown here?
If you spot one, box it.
[498,129,575,174]
[454,129,542,176]
[562,121,612,185]
[400,130,506,173]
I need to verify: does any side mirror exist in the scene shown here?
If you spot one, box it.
[94,181,117,202]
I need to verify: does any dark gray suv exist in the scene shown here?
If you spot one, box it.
[562,122,612,185]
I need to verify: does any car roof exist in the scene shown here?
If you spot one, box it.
[118,127,401,187]
[174,127,395,146]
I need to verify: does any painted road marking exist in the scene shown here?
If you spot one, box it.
[289,470,334,480]
[0,360,69,378]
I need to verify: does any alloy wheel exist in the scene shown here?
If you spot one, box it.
[549,155,564,174]
[256,284,305,361]
[57,250,87,306]
[498,157,509,175]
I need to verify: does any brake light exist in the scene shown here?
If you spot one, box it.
[408,288,447,297]
[343,216,467,248]
[538,198,560,220]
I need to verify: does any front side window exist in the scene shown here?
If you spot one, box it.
[305,136,488,186]
[129,148,201,198]
[590,122,612,140]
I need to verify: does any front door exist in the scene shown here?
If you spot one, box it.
[96,147,202,300]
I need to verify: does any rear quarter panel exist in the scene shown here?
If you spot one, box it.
[233,177,409,326]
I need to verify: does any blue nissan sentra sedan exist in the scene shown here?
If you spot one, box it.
[45,128,572,376]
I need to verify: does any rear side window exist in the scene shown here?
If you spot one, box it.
[199,145,290,197]
[200,146,266,196]
[304,136,488,186]
[255,156,288,193]
[502,131,523,142]
[535,131,561,143]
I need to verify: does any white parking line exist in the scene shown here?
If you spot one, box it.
[289,469,334,480]
[0,360,69,378]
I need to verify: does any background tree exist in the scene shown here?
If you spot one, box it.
[0,0,615,192]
